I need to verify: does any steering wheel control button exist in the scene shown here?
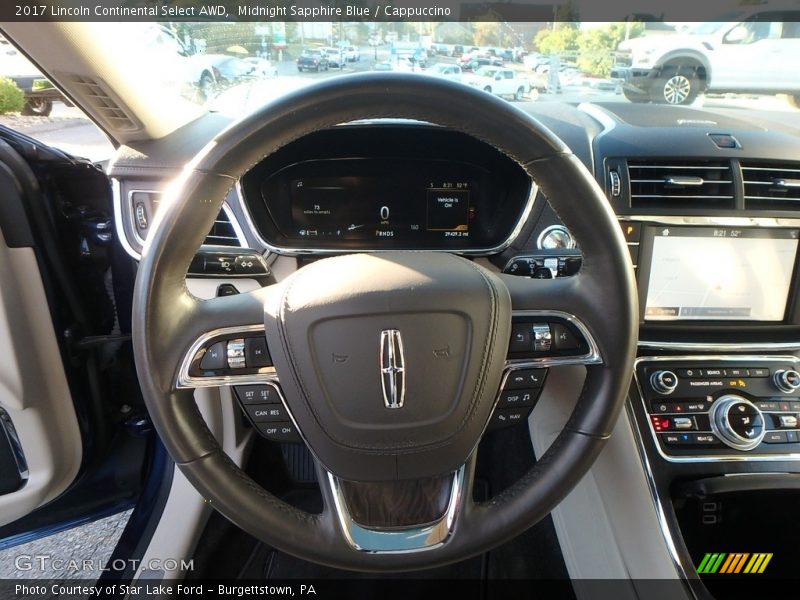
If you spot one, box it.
[773,369,800,393]
[489,407,531,431]
[199,341,227,370]
[235,385,280,405]
[256,422,301,443]
[509,324,532,352]
[711,396,766,451]
[498,388,540,409]
[245,336,272,367]
[505,368,547,389]
[243,404,288,423]
[650,370,679,395]
[532,324,552,352]
[551,323,580,350]
[227,339,246,369]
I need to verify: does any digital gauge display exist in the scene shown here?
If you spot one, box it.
[290,176,473,242]
[251,152,532,253]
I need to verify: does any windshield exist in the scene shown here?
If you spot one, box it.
[3,17,799,161]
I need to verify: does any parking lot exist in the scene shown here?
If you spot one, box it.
[1,46,799,164]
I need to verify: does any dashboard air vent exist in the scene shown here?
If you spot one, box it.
[742,162,800,210]
[204,208,241,247]
[61,73,141,133]
[626,159,734,210]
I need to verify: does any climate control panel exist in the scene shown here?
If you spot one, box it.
[636,358,800,459]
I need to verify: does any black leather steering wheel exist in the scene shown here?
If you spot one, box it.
[132,73,638,571]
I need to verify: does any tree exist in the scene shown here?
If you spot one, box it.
[474,22,501,47]
[534,25,579,55]
[576,22,644,77]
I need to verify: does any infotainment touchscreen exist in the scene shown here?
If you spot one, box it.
[644,227,799,321]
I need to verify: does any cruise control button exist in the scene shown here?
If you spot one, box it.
[235,385,280,405]
[257,422,301,442]
[764,431,788,444]
[498,388,539,408]
[505,368,547,389]
[245,336,272,367]
[199,341,226,370]
[243,404,288,422]
[489,408,531,430]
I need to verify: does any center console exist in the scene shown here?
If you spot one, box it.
[636,357,800,459]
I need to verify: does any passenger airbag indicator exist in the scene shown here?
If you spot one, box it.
[427,189,470,232]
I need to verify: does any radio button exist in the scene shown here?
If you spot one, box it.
[676,368,702,378]
[650,370,679,395]
[703,368,726,378]
[750,368,770,378]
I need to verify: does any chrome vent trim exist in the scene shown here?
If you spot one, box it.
[742,162,800,210]
[626,159,734,209]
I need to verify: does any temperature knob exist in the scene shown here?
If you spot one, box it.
[710,395,765,451]
[773,369,800,393]
[650,370,678,395]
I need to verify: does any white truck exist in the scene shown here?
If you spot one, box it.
[463,67,531,101]
[613,8,800,105]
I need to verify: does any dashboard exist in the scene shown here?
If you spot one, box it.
[109,98,800,594]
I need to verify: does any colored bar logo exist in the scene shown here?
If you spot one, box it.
[696,553,772,574]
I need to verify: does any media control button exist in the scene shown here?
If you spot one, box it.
[227,339,246,369]
[774,369,800,393]
[498,388,540,408]
[727,368,749,378]
[532,324,552,352]
[199,341,226,370]
[650,370,678,395]
[750,368,770,378]
[245,336,272,368]
[703,368,726,378]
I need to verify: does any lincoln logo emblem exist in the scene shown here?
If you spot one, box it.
[380,329,406,409]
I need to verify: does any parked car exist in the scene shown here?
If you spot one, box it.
[296,48,329,72]
[0,35,68,115]
[323,47,344,69]
[242,57,278,79]
[463,66,531,100]
[426,63,464,81]
[340,46,361,62]
[614,8,800,105]
[460,56,504,72]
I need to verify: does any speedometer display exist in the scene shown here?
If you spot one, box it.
[289,175,474,243]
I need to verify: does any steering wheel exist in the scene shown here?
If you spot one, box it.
[132,73,637,571]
